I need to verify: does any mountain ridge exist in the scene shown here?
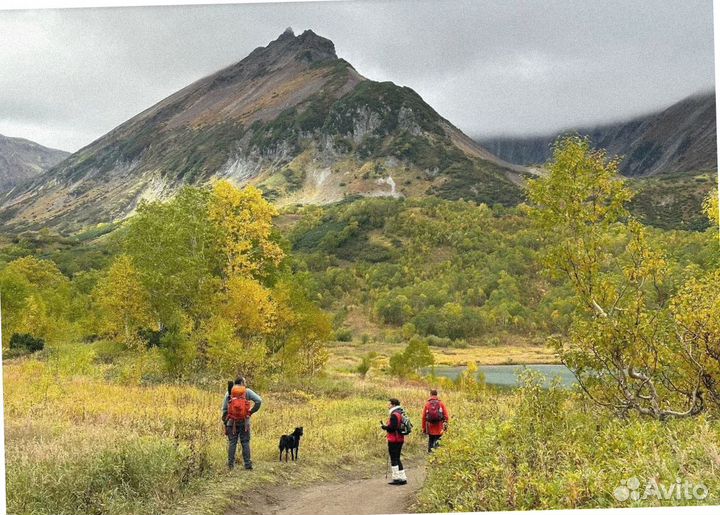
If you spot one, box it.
[477,91,717,176]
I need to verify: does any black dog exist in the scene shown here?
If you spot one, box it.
[278,427,304,462]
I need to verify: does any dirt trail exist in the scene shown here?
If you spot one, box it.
[229,461,427,515]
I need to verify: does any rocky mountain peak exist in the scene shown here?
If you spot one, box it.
[242,28,338,71]
[184,28,342,112]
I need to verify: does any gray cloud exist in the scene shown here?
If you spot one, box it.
[0,0,714,151]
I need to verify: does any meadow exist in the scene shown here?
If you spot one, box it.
[7,342,720,514]
[3,342,434,515]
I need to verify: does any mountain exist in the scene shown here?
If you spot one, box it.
[478,92,717,176]
[0,134,69,191]
[0,29,524,232]
[478,92,718,230]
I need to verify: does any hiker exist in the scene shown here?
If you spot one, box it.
[222,376,262,470]
[380,398,408,486]
[422,389,449,453]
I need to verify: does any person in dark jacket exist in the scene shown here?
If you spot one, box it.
[422,389,449,453]
[380,398,407,485]
[222,376,262,470]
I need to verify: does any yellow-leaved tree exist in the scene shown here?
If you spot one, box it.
[0,256,73,347]
[120,180,331,380]
[704,189,719,236]
[528,136,718,419]
[208,180,285,279]
[92,255,156,349]
[219,276,277,336]
[668,190,720,407]
[200,315,269,382]
[271,278,331,377]
[199,275,276,380]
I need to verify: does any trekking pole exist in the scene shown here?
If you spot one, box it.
[385,454,389,480]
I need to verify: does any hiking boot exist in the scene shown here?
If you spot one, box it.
[244,464,253,470]
[397,469,407,485]
[389,479,407,485]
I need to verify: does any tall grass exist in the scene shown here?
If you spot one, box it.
[417,373,720,511]
[3,347,432,515]
[14,343,718,514]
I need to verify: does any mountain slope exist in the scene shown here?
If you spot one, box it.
[0,134,69,191]
[478,92,717,176]
[1,29,523,231]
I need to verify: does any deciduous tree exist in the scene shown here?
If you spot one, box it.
[93,255,156,349]
[528,136,710,419]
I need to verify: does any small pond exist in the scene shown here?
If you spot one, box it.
[423,364,577,388]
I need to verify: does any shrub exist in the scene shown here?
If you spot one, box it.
[335,328,353,342]
[419,374,720,512]
[92,340,128,364]
[356,352,377,378]
[425,335,452,347]
[9,333,45,353]
[389,336,434,378]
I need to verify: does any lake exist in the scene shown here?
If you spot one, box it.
[423,364,577,388]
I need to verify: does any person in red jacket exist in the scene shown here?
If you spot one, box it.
[380,398,408,485]
[422,389,449,453]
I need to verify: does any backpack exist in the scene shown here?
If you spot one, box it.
[227,385,251,422]
[394,408,413,436]
[425,399,445,423]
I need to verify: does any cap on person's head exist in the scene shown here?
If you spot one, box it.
[430,389,438,396]
[389,398,401,406]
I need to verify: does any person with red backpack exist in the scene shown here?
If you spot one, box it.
[380,398,411,485]
[222,376,262,470]
[422,389,449,453]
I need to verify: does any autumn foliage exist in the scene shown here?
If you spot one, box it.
[1,180,330,381]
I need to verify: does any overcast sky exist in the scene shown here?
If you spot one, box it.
[0,0,715,152]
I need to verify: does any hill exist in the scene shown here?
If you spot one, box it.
[0,134,68,191]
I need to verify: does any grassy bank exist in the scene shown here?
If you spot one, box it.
[328,339,558,374]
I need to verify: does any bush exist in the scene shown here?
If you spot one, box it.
[9,333,45,353]
[390,336,434,378]
[425,335,452,347]
[92,339,127,364]
[356,352,377,378]
[160,330,196,378]
[334,328,353,342]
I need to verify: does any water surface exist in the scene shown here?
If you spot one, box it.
[425,364,577,388]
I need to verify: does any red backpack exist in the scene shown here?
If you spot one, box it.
[227,385,251,421]
[426,398,445,423]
